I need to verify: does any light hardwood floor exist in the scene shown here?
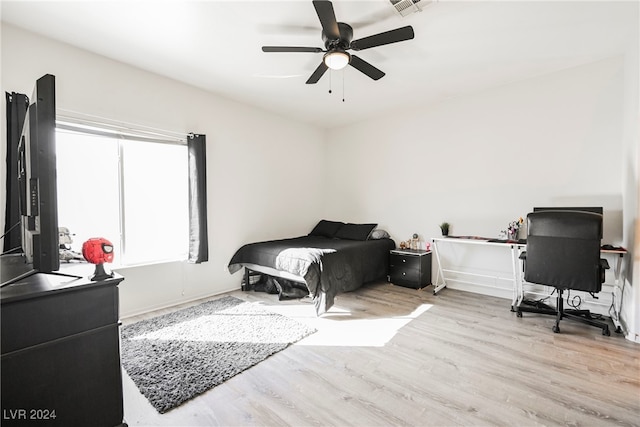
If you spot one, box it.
[122,281,640,427]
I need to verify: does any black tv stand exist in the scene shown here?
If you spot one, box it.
[1,269,127,427]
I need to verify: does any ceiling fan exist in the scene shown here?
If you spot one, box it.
[262,0,415,84]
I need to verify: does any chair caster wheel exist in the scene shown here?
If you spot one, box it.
[603,328,610,336]
[516,311,522,318]
[552,325,560,333]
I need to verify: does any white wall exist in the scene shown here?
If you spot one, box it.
[324,57,626,242]
[1,24,326,317]
[324,56,637,324]
[621,23,639,343]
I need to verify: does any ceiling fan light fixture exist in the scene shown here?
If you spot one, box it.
[323,50,350,70]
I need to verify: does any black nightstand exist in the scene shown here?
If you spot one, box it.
[389,249,432,289]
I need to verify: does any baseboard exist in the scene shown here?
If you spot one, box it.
[120,286,239,319]
[625,331,640,343]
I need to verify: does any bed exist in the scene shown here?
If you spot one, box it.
[228,220,395,315]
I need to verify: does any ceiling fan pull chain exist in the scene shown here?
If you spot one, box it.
[342,71,345,102]
[328,70,332,94]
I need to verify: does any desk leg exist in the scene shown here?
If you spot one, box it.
[614,253,623,285]
[512,245,526,310]
[510,245,518,311]
[610,253,624,333]
[431,239,447,295]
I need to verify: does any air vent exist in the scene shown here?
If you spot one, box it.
[389,0,435,17]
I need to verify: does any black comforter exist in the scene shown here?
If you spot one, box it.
[228,236,395,315]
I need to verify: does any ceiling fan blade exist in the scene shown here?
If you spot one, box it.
[306,62,329,84]
[262,46,324,53]
[350,26,414,51]
[257,23,319,35]
[312,0,340,40]
[349,55,385,81]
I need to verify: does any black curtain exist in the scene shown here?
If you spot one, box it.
[3,92,28,253]
[187,133,208,263]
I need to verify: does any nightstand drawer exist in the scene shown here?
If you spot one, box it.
[390,268,421,284]
[389,254,421,270]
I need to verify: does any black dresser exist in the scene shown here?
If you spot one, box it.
[1,265,126,427]
[389,249,432,289]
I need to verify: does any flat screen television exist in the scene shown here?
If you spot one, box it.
[1,74,60,286]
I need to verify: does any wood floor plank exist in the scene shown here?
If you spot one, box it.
[122,281,640,426]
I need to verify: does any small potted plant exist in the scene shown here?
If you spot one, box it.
[439,222,450,236]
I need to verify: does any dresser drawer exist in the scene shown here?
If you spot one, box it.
[1,284,119,354]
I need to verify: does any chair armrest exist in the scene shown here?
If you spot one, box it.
[519,251,527,272]
[599,258,610,284]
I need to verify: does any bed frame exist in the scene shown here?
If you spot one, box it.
[240,263,306,291]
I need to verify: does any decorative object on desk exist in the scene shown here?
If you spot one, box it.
[503,217,523,240]
[399,241,407,249]
[411,233,419,250]
[439,222,450,236]
[82,237,115,281]
[120,296,316,413]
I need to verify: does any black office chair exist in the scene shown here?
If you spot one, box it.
[516,210,611,335]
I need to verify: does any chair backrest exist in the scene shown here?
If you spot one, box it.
[524,210,603,292]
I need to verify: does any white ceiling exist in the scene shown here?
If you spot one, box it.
[2,0,638,128]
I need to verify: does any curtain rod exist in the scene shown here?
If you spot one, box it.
[56,123,187,145]
[56,108,188,144]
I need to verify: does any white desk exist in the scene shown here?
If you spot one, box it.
[432,237,627,331]
[432,237,521,306]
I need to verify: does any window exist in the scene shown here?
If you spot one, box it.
[56,127,189,266]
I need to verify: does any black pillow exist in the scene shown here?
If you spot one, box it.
[309,220,344,238]
[334,223,378,241]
